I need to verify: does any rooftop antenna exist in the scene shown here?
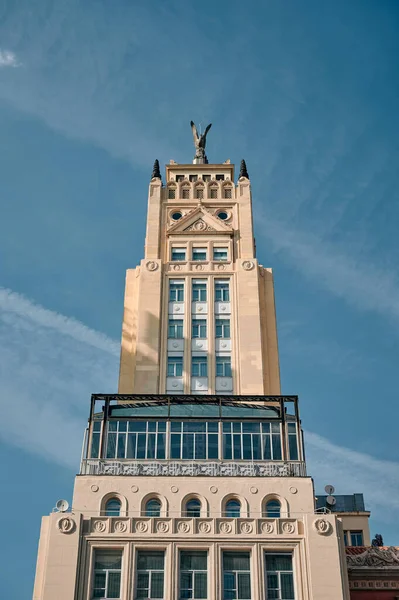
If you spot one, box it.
[54,499,69,513]
[324,485,336,507]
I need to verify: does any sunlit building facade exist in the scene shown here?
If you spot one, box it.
[33,142,369,599]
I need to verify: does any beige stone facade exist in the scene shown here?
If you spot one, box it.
[33,156,358,600]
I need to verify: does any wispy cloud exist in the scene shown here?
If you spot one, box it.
[0,50,20,68]
[0,288,398,524]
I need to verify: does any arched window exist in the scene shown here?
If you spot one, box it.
[195,186,204,200]
[168,186,176,200]
[224,499,241,518]
[181,185,190,200]
[209,184,218,199]
[265,500,281,518]
[145,498,161,517]
[104,498,121,517]
[185,498,201,517]
[223,186,232,199]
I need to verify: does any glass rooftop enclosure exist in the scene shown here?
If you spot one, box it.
[81,395,306,477]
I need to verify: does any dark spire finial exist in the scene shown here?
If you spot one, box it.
[239,159,249,179]
[151,159,161,180]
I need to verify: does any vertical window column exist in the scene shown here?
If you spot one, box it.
[214,279,233,394]
[180,551,208,600]
[265,553,295,599]
[93,550,122,599]
[136,551,165,599]
[167,280,185,393]
[191,279,208,394]
[223,552,251,600]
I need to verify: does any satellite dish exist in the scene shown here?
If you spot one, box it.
[56,499,69,513]
[326,495,337,506]
[325,484,335,495]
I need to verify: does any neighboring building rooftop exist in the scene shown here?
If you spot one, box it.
[316,493,366,513]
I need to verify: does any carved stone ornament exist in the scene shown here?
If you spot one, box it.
[135,521,148,533]
[195,264,204,271]
[217,264,226,271]
[281,521,295,534]
[250,486,258,494]
[178,521,190,533]
[91,485,99,493]
[157,521,169,533]
[242,260,255,271]
[346,546,399,568]
[131,485,139,493]
[93,520,107,533]
[172,264,181,271]
[114,521,127,533]
[186,219,215,232]
[146,261,159,271]
[262,522,274,534]
[240,522,253,534]
[210,486,218,494]
[313,518,331,536]
[219,522,232,534]
[58,517,75,534]
[198,521,211,533]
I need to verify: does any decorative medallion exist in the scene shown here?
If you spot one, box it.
[58,517,75,534]
[217,264,226,271]
[172,342,179,348]
[195,264,204,271]
[220,305,227,311]
[157,521,169,533]
[93,520,107,533]
[314,518,331,535]
[262,522,274,534]
[178,522,190,533]
[185,219,216,232]
[131,485,139,493]
[198,521,211,534]
[197,342,204,348]
[197,306,204,312]
[173,265,181,271]
[281,521,295,535]
[172,382,178,388]
[114,521,127,533]
[289,486,298,494]
[240,522,253,534]
[221,342,227,349]
[210,486,218,494]
[171,485,179,493]
[219,522,232,534]
[146,261,159,271]
[174,305,181,311]
[250,486,258,494]
[135,521,148,533]
[91,485,99,493]
[242,260,255,271]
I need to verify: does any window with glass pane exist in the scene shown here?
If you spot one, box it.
[216,319,230,338]
[192,248,207,261]
[216,356,232,377]
[184,498,201,517]
[224,187,232,199]
[215,281,230,302]
[192,282,207,302]
[224,499,241,518]
[195,187,204,199]
[168,187,176,199]
[192,320,207,339]
[192,356,208,377]
[170,421,219,459]
[350,531,364,546]
[222,422,282,461]
[176,175,184,182]
[106,421,166,460]
[223,552,251,600]
[287,423,299,460]
[170,282,184,302]
[91,420,102,458]
[145,498,161,517]
[203,174,211,182]
[168,356,183,377]
[210,187,218,199]
[181,187,190,199]
[168,319,184,339]
[93,550,122,599]
[180,551,207,600]
[264,500,281,518]
[213,248,228,261]
[189,175,198,182]
[136,551,164,599]
[216,174,225,181]
[172,248,186,261]
[265,553,294,600]
[105,498,121,517]
[343,531,348,546]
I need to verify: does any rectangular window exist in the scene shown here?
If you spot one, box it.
[224,187,232,199]
[213,248,228,261]
[343,531,348,546]
[350,531,364,546]
[91,420,102,458]
[222,421,282,461]
[176,175,184,182]
[216,174,225,181]
[210,187,218,199]
[168,319,184,339]
[192,247,207,261]
[189,175,198,182]
[215,281,230,302]
[192,355,208,377]
[215,319,230,339]
[168,188,176,199]
[180,551,207,600]
[192,281,207,302]
[192,319,207,339]
[168,355,183,377]
[265,553,294,600]
[169,281,184,302]
[171,421,218,459]
[182,187,190,199]
[216,356,232,377]
[195,188,204,199]
[93,550,122,599]
[203,174,211,182]
[172,247,186,261]
[106,420,166,460]
[287,422,299,460]
[136,551,164,599]
[223,552,251,600]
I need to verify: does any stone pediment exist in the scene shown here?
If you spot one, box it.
[167,207,232,235]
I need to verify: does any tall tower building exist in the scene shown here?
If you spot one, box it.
[33,126,362,600]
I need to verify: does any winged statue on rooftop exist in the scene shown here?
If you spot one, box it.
[190,120,212,164]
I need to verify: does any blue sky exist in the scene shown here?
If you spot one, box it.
[1,0,399,596]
